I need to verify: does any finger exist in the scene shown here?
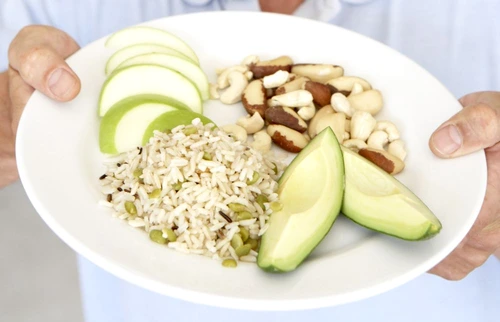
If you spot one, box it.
[428,242,490,280]
[8,25,81,101]
[429,100,500,158]
[458,91,493,107]
[8,67,34,135]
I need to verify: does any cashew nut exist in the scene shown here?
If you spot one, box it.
[343,139,368,152]
[347,89,383,115]
[297,103,316,121]
[345,119,351,133]
[236,112,265,134]
[388,139,407,161]
[217,65,249,89]
[367,130,389,150]
[331,93,354,117]
[244,71,253,80]
[215,67,226,75]
[263,70,290,89]
[270,90,313,107]
[241,55,260,66]
[350,111,377,141]
[315,112,346,144]
[219,71,249,104]
[209,83,220,100]
[375,121,400,142]
[349,82,364,96]
[308,105,335,138]
[343,132,350,141]
[221,124,248,142]
[251,130,272,153]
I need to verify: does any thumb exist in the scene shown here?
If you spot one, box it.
[8,25,81,102]
[429,92,500,158]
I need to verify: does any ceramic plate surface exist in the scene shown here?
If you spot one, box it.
[16,11,487,311]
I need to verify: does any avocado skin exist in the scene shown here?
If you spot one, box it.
[342,214,441,241]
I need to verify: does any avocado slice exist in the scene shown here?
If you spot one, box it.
[257,128,345,272]
[341,147,442,240]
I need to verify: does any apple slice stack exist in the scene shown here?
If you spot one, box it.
[98,26,212,155]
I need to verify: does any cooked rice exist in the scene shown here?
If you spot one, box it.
[98,118,285,263]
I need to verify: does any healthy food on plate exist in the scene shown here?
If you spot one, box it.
[97,25,442,271]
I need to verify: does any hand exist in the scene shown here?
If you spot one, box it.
[258,0,305,14]
[428,91,500,280]
[0,25,81,187]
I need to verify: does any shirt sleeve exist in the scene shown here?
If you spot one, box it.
[0,27,15,71]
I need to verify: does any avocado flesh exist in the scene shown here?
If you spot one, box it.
[341,147,442,240]
[257,128,345,272]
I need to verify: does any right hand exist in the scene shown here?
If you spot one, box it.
[0,25,81,187]
[7,25,81,135]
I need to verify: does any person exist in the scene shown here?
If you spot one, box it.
[1,0,499,321]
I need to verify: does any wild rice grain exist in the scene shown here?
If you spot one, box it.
[219,211,232,223]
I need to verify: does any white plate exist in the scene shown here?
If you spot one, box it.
[16,12,487,311]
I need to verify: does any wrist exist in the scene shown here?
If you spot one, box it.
[0,70,12,132]
[0,70,18,187]
[0,71,8,108]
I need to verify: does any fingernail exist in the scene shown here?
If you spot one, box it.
[432,124,462,155]
[48,68,76,99]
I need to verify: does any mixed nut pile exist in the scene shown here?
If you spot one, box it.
[211,55,407,175]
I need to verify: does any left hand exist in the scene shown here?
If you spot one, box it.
[428,91,500,280]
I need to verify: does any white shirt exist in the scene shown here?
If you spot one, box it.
[1,1,499,321]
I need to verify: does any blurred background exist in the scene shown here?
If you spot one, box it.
[0,182,83,321]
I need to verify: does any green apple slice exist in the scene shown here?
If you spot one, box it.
[105,26,199,65]
[116,53,209,100]
[105,44,196,75]
[257,128,345,272]
[98,64,202,117]
[341,147,442,240]
[142,110,214,145]
[99,95,188,154]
